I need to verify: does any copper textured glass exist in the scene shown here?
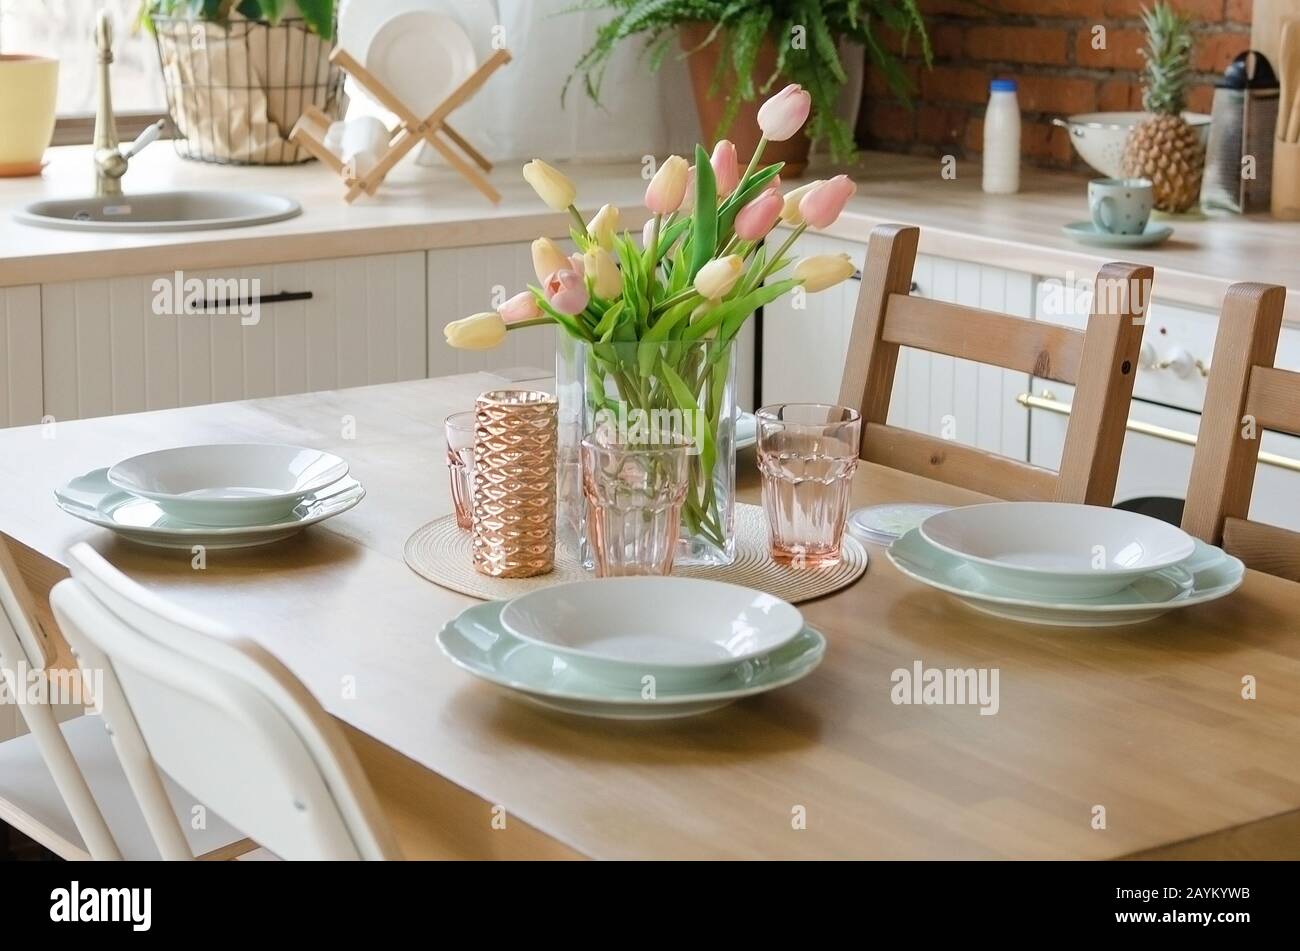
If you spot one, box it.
[581,436,691,577]
[472,390,558,578]
[444,411,475,530]
[757,404,862,568]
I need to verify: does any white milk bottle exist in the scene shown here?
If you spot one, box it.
[982,78,1021,194]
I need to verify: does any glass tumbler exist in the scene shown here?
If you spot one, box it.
[581,436,691,577]
[757,403,862,567]
[444,411,475,530]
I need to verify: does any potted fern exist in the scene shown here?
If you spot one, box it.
[568,0,930,172]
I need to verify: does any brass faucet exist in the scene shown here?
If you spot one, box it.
[93,10,164,197]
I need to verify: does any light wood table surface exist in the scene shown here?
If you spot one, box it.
[2,373,1299,860]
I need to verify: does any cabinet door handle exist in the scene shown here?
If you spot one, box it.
[194,290,313,312]
[1016,391,1300,473]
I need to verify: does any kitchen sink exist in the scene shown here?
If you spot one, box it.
[14,190,302,233]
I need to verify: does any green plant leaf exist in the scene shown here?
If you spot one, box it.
[689,143,717,281]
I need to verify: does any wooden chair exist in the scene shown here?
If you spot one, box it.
[50,543,401,860]
[1181,282,1300,580]
[0,538,249,860]
[839,224,1150,505]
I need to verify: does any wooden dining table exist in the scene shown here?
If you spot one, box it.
[2,371,1299,860]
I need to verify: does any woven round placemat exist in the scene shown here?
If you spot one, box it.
[403,503,867,604]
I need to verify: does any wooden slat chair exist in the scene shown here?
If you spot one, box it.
[0,537,250,860]
[1181,282,1300,580]
[50,543,402,860]
[838,224,1151,505]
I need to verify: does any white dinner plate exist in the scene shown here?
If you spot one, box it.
[107,444,349,527]
[55,469,364,550]
[887,529,1242,627]
[439,601,825,720]
[365,10,477,119]
[499,577,804,680]
[919,502,1196,599]
[736,411,756,450]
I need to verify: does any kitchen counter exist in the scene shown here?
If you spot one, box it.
[3,145,1300,322]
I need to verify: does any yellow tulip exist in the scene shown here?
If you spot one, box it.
[780,180,823,226]
[444,312,507,350]
[587,203,620,250]
[693,255,744,300]
[522,159,576,211]
[583,247,623,300]
[531,237,569,284]
[644,155,690,214]
[794,253,857,292]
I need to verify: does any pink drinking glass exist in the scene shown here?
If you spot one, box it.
[757,403,862,567]
[581,436,691,577]
[444,411,476,530]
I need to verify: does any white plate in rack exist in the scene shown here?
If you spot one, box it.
[365,11,478,118]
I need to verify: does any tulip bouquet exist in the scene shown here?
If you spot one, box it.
[443,84,858,564]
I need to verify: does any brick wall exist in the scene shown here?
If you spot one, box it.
[857,0,1254,169]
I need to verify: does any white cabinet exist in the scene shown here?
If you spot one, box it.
[761,231,1030,460]
[0,285,43,427]
[427,242,557,381]
[40,252,427,422]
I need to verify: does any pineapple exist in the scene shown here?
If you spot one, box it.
[1121,2,1205,213]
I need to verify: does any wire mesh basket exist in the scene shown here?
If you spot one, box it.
[151,15,347,165]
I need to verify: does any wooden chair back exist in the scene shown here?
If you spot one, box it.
[838,224,1151,505]
[50,543,401,860]
[0,537,124,859]
[1181,282,1300,580]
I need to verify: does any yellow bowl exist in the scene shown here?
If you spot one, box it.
[0,55,59,176]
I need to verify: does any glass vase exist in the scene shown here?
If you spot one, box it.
[558,338,737,567]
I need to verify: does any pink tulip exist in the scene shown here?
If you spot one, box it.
[757,84,811,142]
[798,174,857,229]
[733,186,784,241]
[543,268,589,316]
[569,252,585,276]
[710,140,739,197]
[498,291,540,324]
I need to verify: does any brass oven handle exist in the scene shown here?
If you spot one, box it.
[1016,392,1300,474]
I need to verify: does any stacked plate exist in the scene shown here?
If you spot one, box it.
[54,444,364,550]
[438,577,826,719]
[886,502,1244,627]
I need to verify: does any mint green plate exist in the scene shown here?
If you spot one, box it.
[1062,220,1173,248]
[887,530,1242,627]
[437,601,826,720]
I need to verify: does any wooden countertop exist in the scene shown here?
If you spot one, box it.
[2,373,1298,859]
[3,146,1300,322]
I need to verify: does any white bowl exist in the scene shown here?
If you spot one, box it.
[1055,111,1211,179]
[919,502,1195,599]
[498,578,804,685]
[107,444,349,527]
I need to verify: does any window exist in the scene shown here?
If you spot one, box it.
[0,0,168,142]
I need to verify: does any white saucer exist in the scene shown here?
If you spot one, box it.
[1062,220,1174,248]
[54,469,364,550]
[886,529,1242,627]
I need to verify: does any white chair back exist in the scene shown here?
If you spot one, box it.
[50,543,400,861]
[0,538,123,859]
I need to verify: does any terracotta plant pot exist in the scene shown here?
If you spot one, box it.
[678,23,811,177]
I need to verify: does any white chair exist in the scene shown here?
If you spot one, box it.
[50,543,401,861]
[0,537,249,860]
